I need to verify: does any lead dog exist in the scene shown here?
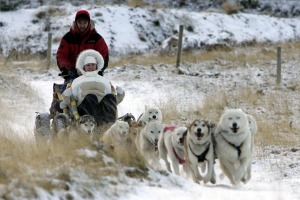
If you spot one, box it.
[184,119,216,184]
[158,125,189,175]
[135,120,163,169]
[214,108,252,186]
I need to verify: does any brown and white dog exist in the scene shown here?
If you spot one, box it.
[158,125,189,176]
[184,119,216,184]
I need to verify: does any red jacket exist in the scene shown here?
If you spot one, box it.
[56,16,109,72]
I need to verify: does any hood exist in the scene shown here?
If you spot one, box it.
[76,49,104,75]
[75,10,90,22]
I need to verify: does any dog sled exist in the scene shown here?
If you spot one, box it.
[34,81,135,141]
[34,82,113,140]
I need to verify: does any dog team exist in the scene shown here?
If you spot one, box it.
[39,105,258,186]
[141,106,257,186]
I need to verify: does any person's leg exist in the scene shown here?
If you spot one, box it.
[96,94,117,125]
[77,94,98,118]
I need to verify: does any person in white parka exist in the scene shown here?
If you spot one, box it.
[61,49,124,127]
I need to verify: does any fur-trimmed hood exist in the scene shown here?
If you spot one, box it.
[76,49,104,75]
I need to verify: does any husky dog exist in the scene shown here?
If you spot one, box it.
[137,106,163,126]
[52,113,70,141]
[57,114,96,141]
[184,119,216,184]
[52,113,70,134]
[102,120,130,147]
[214,108,252,186]
[34,112,52,143]
[135,120,163,169]
[76,115,97,135]
[158,125,189,175]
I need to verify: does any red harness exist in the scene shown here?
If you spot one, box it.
[164,125,186,164]
[163,125,177,133]
[173,147,186,164]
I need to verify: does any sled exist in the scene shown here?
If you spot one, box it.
[34,82,123,141]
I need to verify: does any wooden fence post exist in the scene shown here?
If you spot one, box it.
[176,25,184,68]
[47,32,52,70]
[276,46,281,85]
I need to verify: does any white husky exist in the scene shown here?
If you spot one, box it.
[137,106,163,125]
[184,119,216,184]
[214,108,253,186]
[102,120,130,147]
[135,120,163,169]
[158,125,189,176]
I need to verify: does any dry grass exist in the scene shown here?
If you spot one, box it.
[189,86,298,148]
[0,131,148,189]
[221,1,243,15]
[109,41,298,68]
[127,0,147,7]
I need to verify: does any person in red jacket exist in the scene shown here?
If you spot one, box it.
[50,10,109,118]
[57,9,109,82]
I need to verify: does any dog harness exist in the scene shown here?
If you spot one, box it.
[228,141,243,157]
[220,132,243,157]
[172,147,186,164]
[164,125,186,164]
[189,142,210,162]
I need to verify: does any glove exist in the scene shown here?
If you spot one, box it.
[116,86,124,94]
[60,67,69,76]
[69,68,79,79]
[98,70,104,76]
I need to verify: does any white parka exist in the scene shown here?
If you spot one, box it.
[62,49,124,106]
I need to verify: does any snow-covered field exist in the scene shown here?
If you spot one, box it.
[0,2,300,200]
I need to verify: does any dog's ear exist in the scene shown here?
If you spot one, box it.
[144,105,149,111]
